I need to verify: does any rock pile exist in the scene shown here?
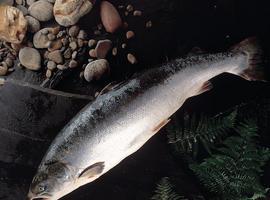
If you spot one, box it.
[0,0,151,84]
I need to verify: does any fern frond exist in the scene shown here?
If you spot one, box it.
[151,177,186,200]
[190,120,270,200]
[167,110,237,158]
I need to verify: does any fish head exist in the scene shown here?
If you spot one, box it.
[27,162,77,200]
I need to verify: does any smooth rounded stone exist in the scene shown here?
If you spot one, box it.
[54,0,93,27]
[126,4,134,12]
[133,10,142,16]
[68,25,80,37]
[51,26,61,35]
[28,1,53,22]
[47,60,56,70]
[26,0,36,5]
[112,47,117,56]
[15,0,23,5]
[5,57,13,67]
[33,28,52,48]
[69,60,77,68]
[47,50,63,64]
[8,67,15,72]
[71,51,77,59]
[47,33,56,41]
[19,47,41,70]
[89,49,96,58]
[84,59,109,82]
[46,69,52,78]
[88,39,96,48]
[127,53,137,64]
[69,41,77,50]
[0,5,27,43]
[123,22,128,29]
[77,30,87,39]
[57,64,67,70]
[16,5,28,15]
[146,20,152,28]
[43,50,49,59]
[95,39,112,59]
[0,0,14,6]
[126,30,135,39]
[100,1,122,33]
[121,43,127,49]
[63,48,72,59]
[25,15,40,33]
[0,64,8,76]
[77,39,84,47]
[48,39,62,51]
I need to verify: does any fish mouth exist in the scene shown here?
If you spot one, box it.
[27,193,51,200]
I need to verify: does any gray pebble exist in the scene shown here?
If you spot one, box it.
[77,30,87,39]
[19,47,41,71]
[69,60,78,68]
[33,28,52,49]
[88,39,96,48]
[41,29,49,35]
[47,61,56,70]
[63,48,72,59]
[95,39,112,59]
[47,33,56,41]
[15,0,23,5]
[57,64,67,70]
[69,41,77,50]
[0,64,8,76]
[47,50,63,64]
[5,58,14,67]
[68,26,80,37]
[0,0,14,6]
[84,59,109,82]
[8,68,15,72]
[28,1,53,22]
[25,15,40,33]
[71,51,77,59]
[26,0,35,6]
[127,53,137,64]
[77,39,84,48]
[46,69,52,78]
[16,5,28,15]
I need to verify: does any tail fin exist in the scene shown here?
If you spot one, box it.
[230,37,265,81]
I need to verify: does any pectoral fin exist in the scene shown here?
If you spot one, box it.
[79,162,105,179]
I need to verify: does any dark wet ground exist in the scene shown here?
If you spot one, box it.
[1,0,270,199]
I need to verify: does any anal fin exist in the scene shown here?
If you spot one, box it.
[152,119,171,134]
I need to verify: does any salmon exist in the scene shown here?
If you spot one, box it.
[27,38,265,200]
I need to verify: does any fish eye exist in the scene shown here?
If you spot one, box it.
[38,185,46,193]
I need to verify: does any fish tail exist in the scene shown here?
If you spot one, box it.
[231,37,266,81]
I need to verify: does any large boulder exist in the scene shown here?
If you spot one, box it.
[54,0,94,27]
